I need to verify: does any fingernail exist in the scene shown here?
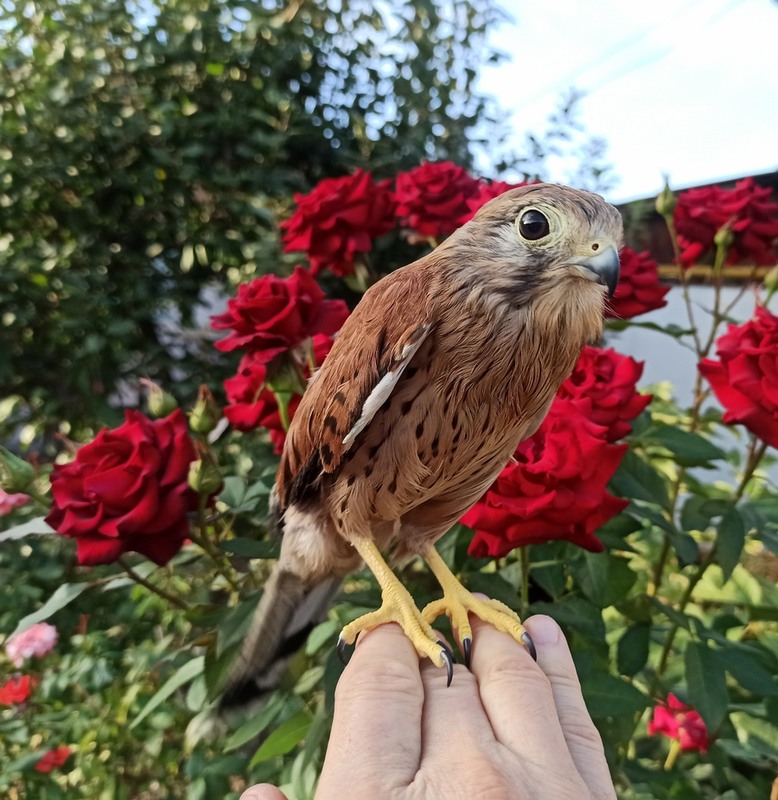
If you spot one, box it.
[527,615,560,645]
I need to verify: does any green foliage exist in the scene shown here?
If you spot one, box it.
[0,0,504,437]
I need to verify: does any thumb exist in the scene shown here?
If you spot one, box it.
[240,785,288,800]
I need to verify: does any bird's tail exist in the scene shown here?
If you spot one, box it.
[219,563,342,710]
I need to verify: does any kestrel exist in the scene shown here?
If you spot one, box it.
[223,183,622,705]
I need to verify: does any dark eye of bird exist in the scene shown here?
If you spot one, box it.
[518,209,550,241]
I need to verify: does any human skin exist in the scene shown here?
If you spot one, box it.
[239,613,616,800]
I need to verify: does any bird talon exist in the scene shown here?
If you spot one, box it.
[337,632,359,664]
[462,636,472,669]
[521,631,537,661]
[440,647,454,687]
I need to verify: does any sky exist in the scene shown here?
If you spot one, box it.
[476,0,777,203]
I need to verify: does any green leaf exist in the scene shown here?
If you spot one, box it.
[685,642,728,731]
[581,672,648,717]
[642,425,727,467]
[681,497,734,532]
[0,516,55,542]
[649,597,693,630]
[131,656,205,729]
[219,537,279,559]
[12,582,90,636]
[574,552,636,608]
[225,692,287,751]
[718,647,778,696]
[610,450,670,510]
[249,709,314,765]
[616,623,650,676]
[716,508,746,581]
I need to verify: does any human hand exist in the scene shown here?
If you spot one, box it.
[240,613,616,800]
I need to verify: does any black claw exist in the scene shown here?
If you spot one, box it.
[462,637,472,669]
[437,638,454,659]
[337,632,359,664]
[441,647,454,687]
[521,631,537,662]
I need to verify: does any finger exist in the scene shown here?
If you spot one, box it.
[525,615,616,799]
[418,659,496,765]
[468,614,577,770]
[240,785,288,800]
[317,623,423,793]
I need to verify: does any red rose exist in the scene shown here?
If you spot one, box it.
[224,335,335,452]
[34,746,73,773]
[463,399,629,557]
[280,170,396,277]
[45,410,199,565]
[607,248,669,320]
[0,675,33,705]
[394,161,481,239]
[675,178,778,267]
[558,345,651,441]
[458,179,531,224]
[648,694,709,753]
[699,306,778,448]
[211,266,349,360]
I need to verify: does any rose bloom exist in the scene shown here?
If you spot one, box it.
[607,248,669,320]
[6,622,58,667]
[0,488,30,516]
[558,345,651,441]
[45,410,199,566]
[648,694,709,753]
[458,179,531,224]
[280,169,396,277]
[211,266,349,361]
[394,161,482,239]
[463,399,629,557]
[699,306,778,448]
[0,675,33,705]
[35,746,73,773]
[675,178,778,267]
[224,334,334,452]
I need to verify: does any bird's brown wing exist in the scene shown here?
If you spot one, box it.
[277,267,434,508]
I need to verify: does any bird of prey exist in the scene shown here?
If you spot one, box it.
[221,183,622,705]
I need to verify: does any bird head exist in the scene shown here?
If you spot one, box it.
[463,182,624,303]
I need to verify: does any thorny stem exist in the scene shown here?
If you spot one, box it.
[664,215,702,355]
[190,499,241,593]
[118,557,189,611]
[651,434,766,688]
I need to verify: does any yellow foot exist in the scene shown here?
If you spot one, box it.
[339,537,454,684]
[420,546,537,667]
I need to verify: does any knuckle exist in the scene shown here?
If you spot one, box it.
[336,656,420,704]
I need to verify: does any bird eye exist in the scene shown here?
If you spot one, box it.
[518,209,550,241]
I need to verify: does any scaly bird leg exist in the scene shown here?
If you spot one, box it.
[339,537,454,684]
[420,544,537,667]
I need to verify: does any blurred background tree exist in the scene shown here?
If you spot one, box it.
[0,0,510,441]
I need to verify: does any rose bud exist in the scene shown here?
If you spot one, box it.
[140,378,178,418]
[190,385,221,435]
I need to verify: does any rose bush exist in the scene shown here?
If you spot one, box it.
[211,266,349,362]
[394,161,482,239]
[674,177,778,267]
[648,694,710,756]
[280,170,396,278]
[607,247,669,320]
[463,398,630,556]
[44,409,200,566]
[698,306,778,448]
[2,169,778,800]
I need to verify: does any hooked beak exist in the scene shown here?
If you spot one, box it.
[570,246,620,297]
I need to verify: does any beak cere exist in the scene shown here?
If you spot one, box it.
[571,246,620,297]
